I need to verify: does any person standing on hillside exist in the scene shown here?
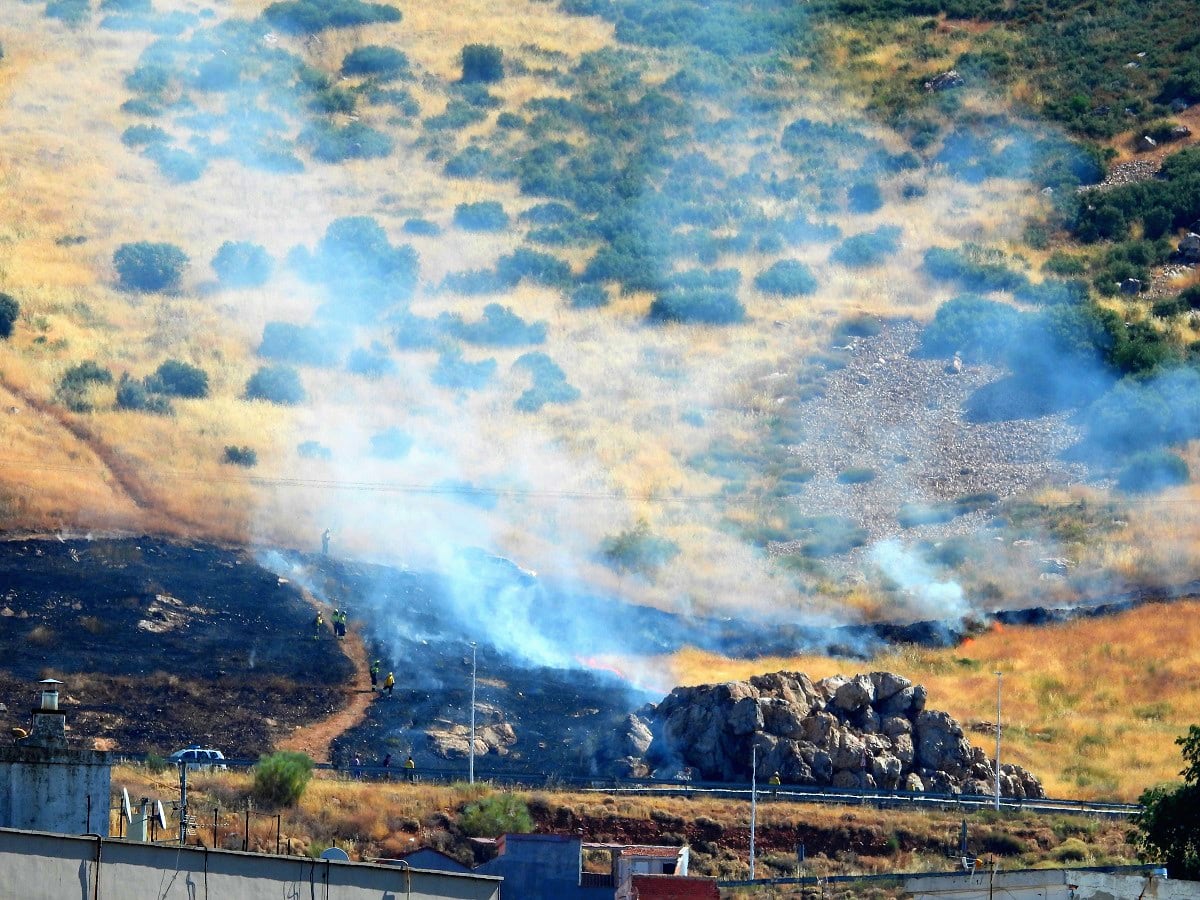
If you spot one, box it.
[405,754,416,782]
[312,611,324,640]
[321,528,331,555]
[370,659,380,690]
[384,672,395,696]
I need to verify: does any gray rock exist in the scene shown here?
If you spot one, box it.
[904,772,924,792]
[869,671,912,704]
[833,674,875,712]
[729,696,764,735]
[882,716,912,738]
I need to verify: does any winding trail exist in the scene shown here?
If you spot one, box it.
[275,610,376,763]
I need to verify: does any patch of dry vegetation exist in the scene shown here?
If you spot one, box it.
[659,599,1200,801]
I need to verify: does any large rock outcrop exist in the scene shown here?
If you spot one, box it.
[616,671,1043,799]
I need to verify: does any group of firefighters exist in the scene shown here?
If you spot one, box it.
[310,608,349,639]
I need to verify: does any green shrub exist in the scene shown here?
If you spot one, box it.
[453,201,509,232]
[600,520,680,575]
[830,226,901,268]
[1043,252,1086,276]
[0,293,18,339]
[979,830,1027,857]
[114,242,189,292]
[1052,837,1091,863]
[144,145,207,184]
[121,124,170,147]
[1117,450,1189,493]
[262,0,401,34]
[346,347,396,378]
[302,122,393,163]
[46,0,91,26]
[403,218,440,236]
[252,751,314,806]
[648,288,745,325]
[924,245,1029,294]
[57,361,114,412]
[341,46,409,80]
[259,322,343,367]
[847,180,883,213]
[837,467,876,484]
[754,260,817,297]
[432,348,496,391]
[513,352,580,412]
[146,360,208,398]
[833,314,882,340]
[245,365,306,405]
[918,295,1023,363]
[461,44,503,84]
[115,375,173,415]
[297,440,332,460]
[223,445,257,466]
[442,304,547,347]
[212,241,273,288]
[458,794,532,837]
[368,427,412,459]
[568,284,608,309]
[100,0,150,9]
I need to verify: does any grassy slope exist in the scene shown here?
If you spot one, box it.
[658,600,1200,801]
[111,765,1138,884]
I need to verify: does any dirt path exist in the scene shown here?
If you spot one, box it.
[275,614,377,763]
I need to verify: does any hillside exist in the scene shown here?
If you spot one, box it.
[0,0,1197,621]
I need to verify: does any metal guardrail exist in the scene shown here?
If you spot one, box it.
[718,863,1167,889]
[117,755,1140,818]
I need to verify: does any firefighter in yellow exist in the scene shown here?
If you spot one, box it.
[312,611,324,640]
[384,672,395,696]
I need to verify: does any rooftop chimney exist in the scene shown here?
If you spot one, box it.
[27,678,67,748]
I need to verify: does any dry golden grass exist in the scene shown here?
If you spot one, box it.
[656,599,1200,801]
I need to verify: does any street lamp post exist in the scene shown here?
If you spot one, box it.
[749,744,757,880]
[994,671,1002,812]
[469,642,477,785]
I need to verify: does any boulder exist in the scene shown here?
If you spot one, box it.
[622,670,1042,799]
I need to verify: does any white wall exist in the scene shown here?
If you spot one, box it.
[0,827,501,900]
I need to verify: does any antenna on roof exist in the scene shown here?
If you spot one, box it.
[122,788,133,824]
[156,801,168,832]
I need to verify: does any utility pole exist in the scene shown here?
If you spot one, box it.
[749,744,757,880]
[469,642,477,785]
[178,762,188,846]
[994,671,1003,812]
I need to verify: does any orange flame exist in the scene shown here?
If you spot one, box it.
[576,655,628,681]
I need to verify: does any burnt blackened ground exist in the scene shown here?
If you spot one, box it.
[0,537,352,756]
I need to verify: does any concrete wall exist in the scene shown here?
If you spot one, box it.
[0,827,501,900]
[0,745,111,835]
[905,868,1199,900]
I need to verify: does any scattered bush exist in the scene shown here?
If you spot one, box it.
[302,122,393,163]
[0,293,18,339]
[1117,450,1189,493]
[513,352,580,412]
[45,0,91,26]
[297,440,332,460]
[57,361,114,412]
[245,365,306,405]
[568,284,608,309]
[346,347,396,378]
[223,445,257,467]
[262,0,401,35]
[444,304,547,346]
[368,427,412,460]
[600,520,680,575]
[495,248,572,288]
[259,322,343,367]
[830,226,901,268]
[114,242,189,292]
[121,124,170,147]
[837,467,876,485]
[460,44,503,84]
[648,288,745,325]
[924,245,1029,294]
[212,241,273,288]
[431,348,496,391]
[146,360,208,398]
[918,295,1023,363]
[847,180,883,214]
[115,375,173,415]
[458,794,532,838]
[453,201,509,232]
[341,46,409,80]
[403,218,440,236]
[144,145,207,184]
[753,260,817,297]
[252,751,314,806]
